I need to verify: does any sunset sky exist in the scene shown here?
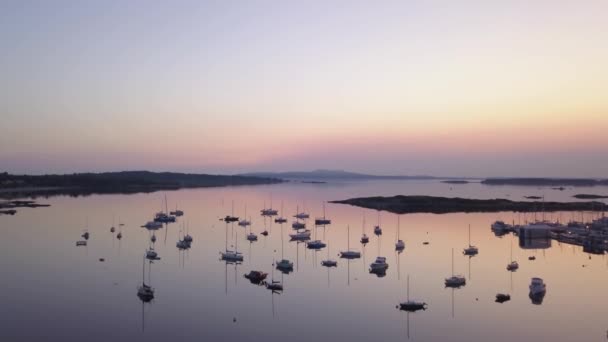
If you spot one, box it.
[1,1,607,177]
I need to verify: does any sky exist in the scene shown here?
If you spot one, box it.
[1,0,607,177]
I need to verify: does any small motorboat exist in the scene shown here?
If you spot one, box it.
[76,240,87,246]
[423,241,430,245]
[261,230,269,236]
[246,232,258,242]
[529,256,536,260]
[306,240,326,249]
[361,234,370,244]
[315,218,331,225]
[495,293,511,303]
[506,261,519,271]
[321,259,337,267]
[399,301,427,312]
[370,257,389,271]
[244,270,268,284]
[224,215,239,222]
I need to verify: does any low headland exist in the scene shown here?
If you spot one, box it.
[482,178,608,187]
[0,171,282,199]
[330,195,607,214]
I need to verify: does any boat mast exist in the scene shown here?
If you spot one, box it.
[397,215,400,240]
[407,274,410,301]
[468,224,471,246]
[451,248,455,276]
[347,225,350,251]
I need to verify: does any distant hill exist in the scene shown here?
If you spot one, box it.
[239,169,440,181]
[0,171,282,198]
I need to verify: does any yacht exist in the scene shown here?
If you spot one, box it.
[142,221,163,230]
[244,270,268,284]
[169,209,184,216]
[463,224,479,256]
[292,221,306,230]
[238,219,251,227]
[261,208,279,216]
[445,248,466,288]
[314,202,331,225]
[370,256,389,271]
[224,215,239,222]
[275,217,287,224]
[339,226,361,259]
[154,212,176,223]
[395,215,405,251]
[491,220,510,232]
[289,230,311,240]
[374,211,382,235]
[321,244,337,267]
[146,249,159,260]
[276,259,294,271]
[399,275,427,312]
[529,277,546,296]
[176,239,190,250]
[306,240,326,249]
[137,254,154,302]
[221,250,244,263]
[294,205,310,219]
[183,233,193,243]
[361,234,370,244]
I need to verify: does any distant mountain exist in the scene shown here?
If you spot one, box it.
[239,169,439,181]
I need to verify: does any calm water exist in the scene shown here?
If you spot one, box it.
[2,180,608,341]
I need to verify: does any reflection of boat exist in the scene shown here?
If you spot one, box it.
[244,270,268,284]
[399,275,427,312]
[445,248,466,288]
[340,226,361,259]
[314,202,331,225]
[463,224,478,256]
[495,293,511,303]
[370,256,389,271]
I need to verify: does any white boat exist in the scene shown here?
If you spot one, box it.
[463,224,479,256]
[306,240,326,249]
[445,248,466,287]
[399,275,427,311]
[339,225,361,259]
[529,277,546,296]
[142,221,163,230]
[395,215,405,251]
[289,230,311,240]
[370,256,389,271]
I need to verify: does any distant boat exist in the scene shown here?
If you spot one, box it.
[76,240,87,246]
[142,221,163,230]
[266,261,283,293]
[289,230,311,241]
[399,275,427,312]
[463,224,478,256]
[294,204,310,219]
[169,203,184,216]
[445,248,466,288]
[321,243,338,267]
[495,293,511,303]
[220,218,243,263]
[238,205,251,226]
[276,259,294,271]
[154,212,176,223]
[314,202,331,225]
[528,256,536,261]
[244,270,268,284]
[306,240,326,249]
[292,221,306,230]
[116,231,122,240]
[224,200,239,222]
[247,231,258,242]
[395,215,405,251]
[151,234,157,243]
[275,202,288,223]
[529,277,546,296]
[339,225,361,259]
[261,200,279,216]
[506,237,518,271]
[146,248,159,260]
[81,231,90,240]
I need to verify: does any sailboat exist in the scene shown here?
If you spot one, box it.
[361,215,369,244]
[154,195,176,223]
[137,254,155,302]
[169,203,184,216]
[374,211,382,236]
[463,224,478,256]
[224,201,239,222]
[340,226,361,259]
[276,220,294,272]
[321,243,338,267]
[265,261,283,293]
[506,237,519,271]
[274,201,288,223]
[399,275,427,311]
[110,216,116,233]
[294,202,310,219]
[220,220,243,263]
[261,199,279,216]
[445,248,466,287]
[395,215,405,251]
[315,202,331,225]
[238,205,251,227]
[246,224,258,242]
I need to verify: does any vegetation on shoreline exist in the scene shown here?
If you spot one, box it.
[573,194,608,199]
[482,178,608,186]
[0,171,282,198]
[330,195,607,214]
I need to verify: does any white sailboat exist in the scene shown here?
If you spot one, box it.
[506,237,519,271]
[463,224,478,256]
[445,248,466,287]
